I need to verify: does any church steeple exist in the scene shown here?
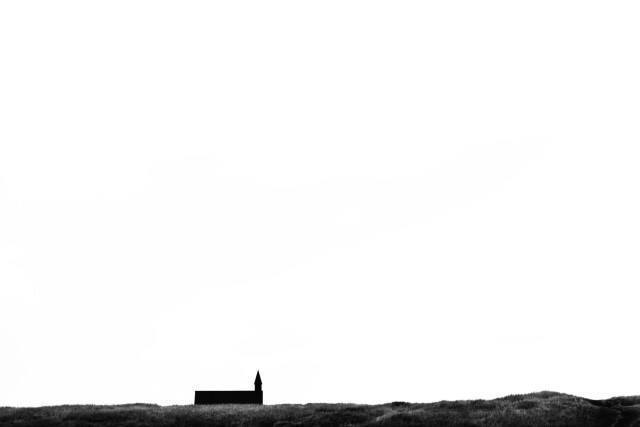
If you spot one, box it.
[254,371,262,392]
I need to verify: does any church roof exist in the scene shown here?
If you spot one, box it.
[254,371,262,386]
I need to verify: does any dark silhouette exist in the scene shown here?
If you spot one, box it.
[4,391,636,426]
[194,371,263,405]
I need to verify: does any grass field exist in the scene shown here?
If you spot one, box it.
[2,391,640,426]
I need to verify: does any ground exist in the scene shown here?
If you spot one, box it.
[2,392,640,426]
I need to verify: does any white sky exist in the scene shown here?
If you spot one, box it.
[1,1,640,407]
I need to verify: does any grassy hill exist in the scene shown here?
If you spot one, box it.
[2,391,640,426]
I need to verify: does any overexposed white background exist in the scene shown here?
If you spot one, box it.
[1,1,639,406]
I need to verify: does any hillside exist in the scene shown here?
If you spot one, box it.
[2,392,640,426]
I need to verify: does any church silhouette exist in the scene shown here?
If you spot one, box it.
[194,371,263,405]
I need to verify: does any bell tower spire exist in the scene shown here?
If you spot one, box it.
[254,371,262,392]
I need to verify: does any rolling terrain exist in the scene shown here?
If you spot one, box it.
[2,392,640,426]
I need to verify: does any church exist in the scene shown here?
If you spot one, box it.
[194,371,263,405]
